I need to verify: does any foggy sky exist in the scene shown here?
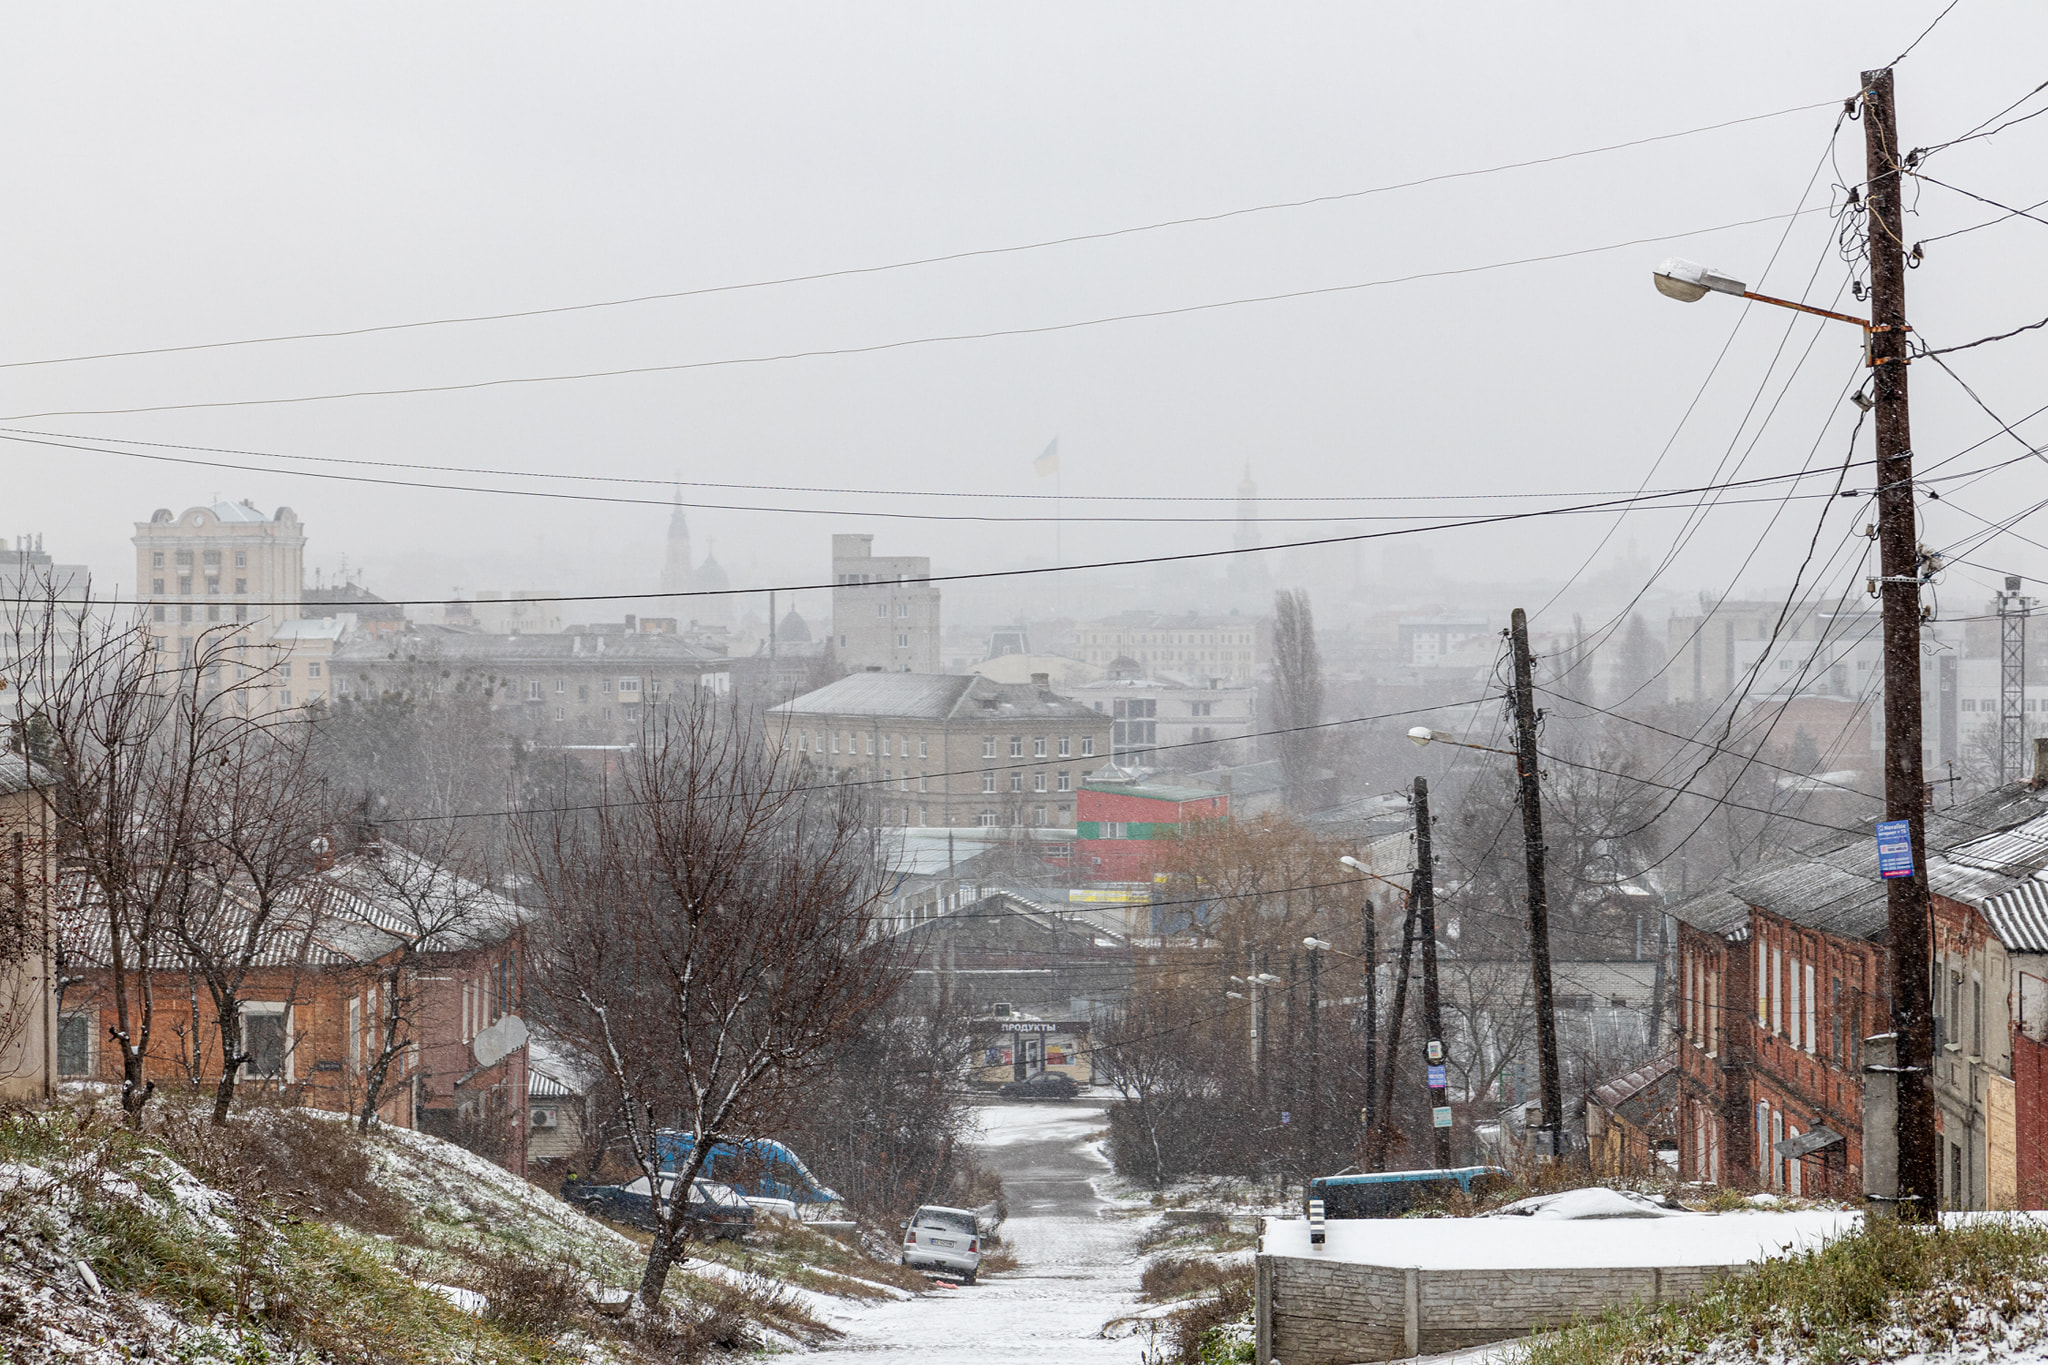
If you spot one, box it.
[3,3,2043,638]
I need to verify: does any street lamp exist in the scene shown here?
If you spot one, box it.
[1651,256,1872,329]
[1407,727,1519,757]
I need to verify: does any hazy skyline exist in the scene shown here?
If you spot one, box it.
[4,4,2044,638]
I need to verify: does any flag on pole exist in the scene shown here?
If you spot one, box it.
[1033,438,1059,477]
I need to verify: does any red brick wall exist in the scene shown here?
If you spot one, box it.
[2014,1027,2048,1209]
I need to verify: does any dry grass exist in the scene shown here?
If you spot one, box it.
[1142,1255,1248,1303]
[1522,1216,2048,1365]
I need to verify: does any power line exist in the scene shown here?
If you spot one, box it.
[1887,0,1964,66]
[0,100,1842,374]
[0,428,1858,528]
[66,456,1883,610]
[0,209,1832,422]
[0,423,1767,507]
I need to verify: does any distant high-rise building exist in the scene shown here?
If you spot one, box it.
[134,501,305,659]
[1234,464,1260,552]
[830,534,940,673]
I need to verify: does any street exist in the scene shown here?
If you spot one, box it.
[807,1101,1152,1362]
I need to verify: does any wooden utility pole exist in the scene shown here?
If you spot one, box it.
[1360,897,1378,1156]
[1509,608,1565,1154]
[1366,892,1419,1170]
[1863,64,1938,1220]
[1414,776,1450,1168]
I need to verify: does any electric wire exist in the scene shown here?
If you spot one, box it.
[0,100,1844,374]
[0,209,1834,422]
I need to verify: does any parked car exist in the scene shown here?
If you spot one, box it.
[566,1175,756,1240]
[901,1204,982,1283]
[653,1132,843,1208]
[999,1072,1079,1100]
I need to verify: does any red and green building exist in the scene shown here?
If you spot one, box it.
[1074,779,1228,881]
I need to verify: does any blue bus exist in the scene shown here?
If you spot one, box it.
[653,1132,842,1206]
[1307,1166,1509,1219]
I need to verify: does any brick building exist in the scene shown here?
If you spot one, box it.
[58,848,535,1174]
[1672,778,2048,1206]
[767,672,1109,828]
[1073,778,1228,881]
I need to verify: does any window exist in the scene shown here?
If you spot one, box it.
[983,773,998,793]
[897,602,909,617]
[152,604,166,622]
[865,735,875,755]
[555,706,564,720]
[241,1004,289,1079]
[1058,737,1071,757]
[234,578,247,594]
[896,633,908,648]
[1034,771,1047,792]
[348,996,362,1070]
[881,735,892,756]
[799,733,810,752]
[982,737,998,759]
[58,1013,93,1076]
[178,577,192,595]
[234,551,247,568]
[1102,821,1128,839]
[151,551,165,569]
[1033,736,1047,758]
[175,549,192,566]
[308,663,321,678]
[918,736,928,758]
[619,677,641,694]
[918,773,928,791]
[528,680,542,700]
[206,604,220,622]
[1009,773,1024,793]
[234,605,247,622]
[602,678,614,693]
[578,685,589,701]
[279,663,292,679]
[876,603,888,618]
[1081,738,1096,757]
[1033,806,1047,826]
[280,690,292,706]
[978,811,998,827]
[1010,736,1023,757]
[151,577,164,594]
[1057,770,1070,792]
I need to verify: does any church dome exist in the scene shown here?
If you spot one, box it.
[693,550,731,595]
[776,607,812,643]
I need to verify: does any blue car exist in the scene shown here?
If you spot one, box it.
[653,1132,842,1206]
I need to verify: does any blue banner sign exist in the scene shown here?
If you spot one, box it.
[1427,1063,1448,1089]
[1876,819,1915,879]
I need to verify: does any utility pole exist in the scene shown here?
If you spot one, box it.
[1414,776,1450,1168]
[1999,575,2031,785]
[1864,64,1937,1220]
[1366,891,1420,1171]
[1360,897,1378,1157]
[1306,941,1322,1172]
[1509,608,1565,1156]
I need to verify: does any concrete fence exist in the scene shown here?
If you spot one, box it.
[1255,1252,1731,1363]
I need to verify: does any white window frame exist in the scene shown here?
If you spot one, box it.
[239,1002,293,1082]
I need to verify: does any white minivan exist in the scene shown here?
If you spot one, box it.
[901,1205,982,1283]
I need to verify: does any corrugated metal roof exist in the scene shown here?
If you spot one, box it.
[0,753,50,797]
[1590,1053,1676,1111]
[335,632,725,666]
[1986,882,2048,953]
[769,672,1099,721]
[1668,785,2048,944]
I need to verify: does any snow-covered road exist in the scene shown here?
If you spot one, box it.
[807,1101,1151,1362]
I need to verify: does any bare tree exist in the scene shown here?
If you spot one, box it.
[328,825,509,1131]
[1093,966,1209,1191]
[1270,590,1324,810]
[174,713,337,1124]
[523,694,902,1309]
[7,580,270,1126]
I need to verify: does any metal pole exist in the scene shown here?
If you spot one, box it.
[1509,608,1566,1155]
[1307,944,1321,1172]
[1414,776,1449,1167]
[2000,576,2028,786]
[1863,64,1938,1220]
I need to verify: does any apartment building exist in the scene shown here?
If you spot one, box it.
[1073,611,1264,685]
[831,534,941,673]
[1672,773,2048,1208]
[134,502,305,657]
[766,672,1110,828]
[331,626,730,724]
[1068,675,1257,767]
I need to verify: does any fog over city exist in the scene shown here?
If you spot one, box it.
[3,3,2042,631]
[6,8,2048,1363]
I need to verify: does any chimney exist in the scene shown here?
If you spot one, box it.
[1031,672,1050,687]
[2033,736,2048,788]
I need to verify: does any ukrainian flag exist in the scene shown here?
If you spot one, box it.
[1033,438,1059,476]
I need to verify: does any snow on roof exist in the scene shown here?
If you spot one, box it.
[1262,1209,1860,1270]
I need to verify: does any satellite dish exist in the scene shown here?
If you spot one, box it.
[472,1014,529,1068]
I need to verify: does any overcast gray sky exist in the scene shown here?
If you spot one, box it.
[3,3,2043,635]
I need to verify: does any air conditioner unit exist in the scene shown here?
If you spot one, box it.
[530,1107,559,1130]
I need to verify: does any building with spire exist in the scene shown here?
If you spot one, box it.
[660,493,732,621]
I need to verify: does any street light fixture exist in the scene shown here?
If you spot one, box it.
[1651,255,1872,329]
[1407,727,1519,757]
[1303,937,1332,951]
